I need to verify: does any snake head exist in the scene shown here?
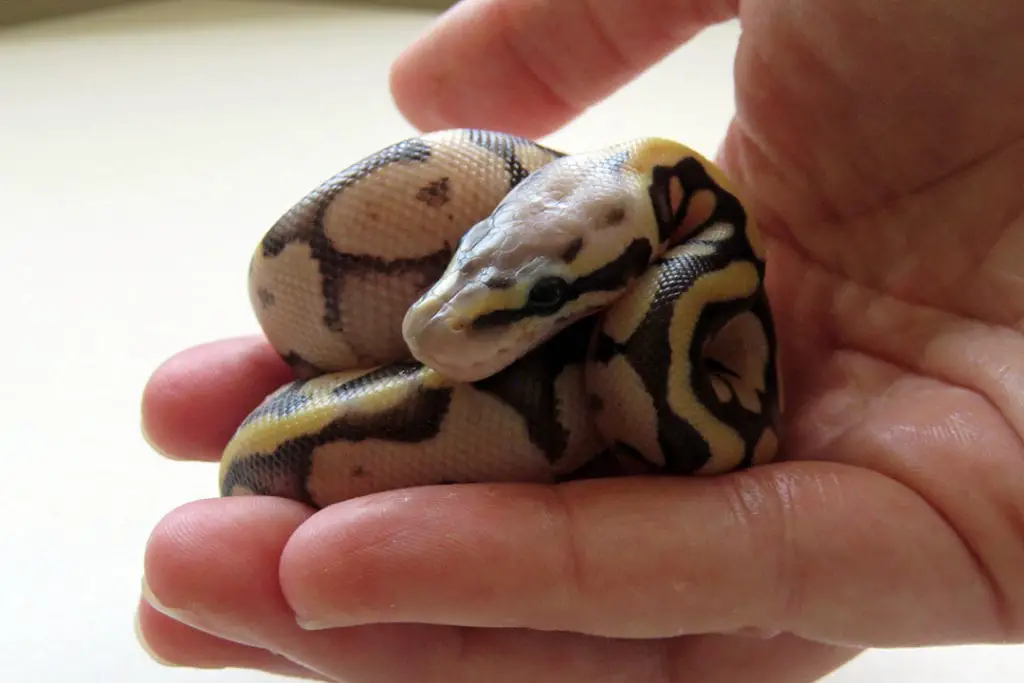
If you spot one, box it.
[402,147,659,382]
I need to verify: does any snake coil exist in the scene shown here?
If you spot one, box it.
[218,129,782,509]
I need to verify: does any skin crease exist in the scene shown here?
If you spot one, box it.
[137,0,1024,681]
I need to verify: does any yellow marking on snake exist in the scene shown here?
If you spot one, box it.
[666,260,761,473]
[754,428,780,466]
[217,129,783,508]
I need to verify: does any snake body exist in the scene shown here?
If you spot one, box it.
[219,129,782,508]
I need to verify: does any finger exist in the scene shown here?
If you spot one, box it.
[142,496,857,683]
[143,496,386,682]
[667,631,859,682]
[389,0,738,138]
[280,463,1009,646]
[135,599,324,680]
[142,496,658,682]
[140,336,291,462]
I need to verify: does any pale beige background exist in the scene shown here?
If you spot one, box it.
[0,0,131,26]
[0,0,452,26]
[1,1,1022,681]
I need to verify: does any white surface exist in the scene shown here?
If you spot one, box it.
[0,1,1021,680]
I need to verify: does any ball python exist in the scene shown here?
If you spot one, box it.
[218,129,782,509]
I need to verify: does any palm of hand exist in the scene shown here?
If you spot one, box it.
[137,2,1024,681]
[716,0,1024,641]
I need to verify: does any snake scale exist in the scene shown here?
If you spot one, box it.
[218,129,783,509]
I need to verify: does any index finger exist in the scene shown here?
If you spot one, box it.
[141,336,293,462]
[389,0,739,138]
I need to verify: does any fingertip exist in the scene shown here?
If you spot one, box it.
[387,30,455,134]
[388,0,739,138]
[387,0,583,138]
[135,600,182,668]
[143,497,313,619]
[136,598,322,678]
[277,483,565,630]
[140,336,293,462]
[277,491,416,627]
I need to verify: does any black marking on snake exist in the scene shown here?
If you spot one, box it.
[485,275,516,289]
[281,352,328,379]
[603,236,769,473]
[685,294,778,470]
[220,364,454,507]
[602,148,634,176]
[278,352,325,378]
[559,445,660,481]
[472,318,595,463]
[557,448,625,480]
[597,256,715,471]
[572,237,652,292]
[592,331,619,364]
[705,357,741,380]
[471,238,652,330]
[220,451,318,507]
[608,442,666,475]
[318,246,455,333]
[466,129,566,190]
[260,137,433,258]
[416,177,451,207]
[648,157,751,248]
[327,362,424,398]
[753,293,781,432]
[238,379,313,429]
[256,287,275,307]
[253,136,450,335]
[604,206,627,227]
[560,237,584,263]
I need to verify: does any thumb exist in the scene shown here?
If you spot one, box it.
[389,0,739,138]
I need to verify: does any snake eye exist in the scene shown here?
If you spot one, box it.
[527,276,569,313]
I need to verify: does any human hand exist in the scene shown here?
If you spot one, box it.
[137,1,1024,681]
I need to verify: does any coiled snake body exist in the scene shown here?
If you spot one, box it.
[219,129,782,508]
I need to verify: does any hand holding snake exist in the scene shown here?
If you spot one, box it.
[139,1,1024,682]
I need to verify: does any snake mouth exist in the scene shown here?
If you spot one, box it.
[401,265,527,381]
[403,304,522,382]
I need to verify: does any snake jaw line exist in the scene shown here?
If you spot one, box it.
[401,265,528,382]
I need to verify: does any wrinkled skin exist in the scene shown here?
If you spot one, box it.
[138,1,1024,681]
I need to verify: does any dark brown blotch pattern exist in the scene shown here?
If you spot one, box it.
[416,177,451,207]
[560,237,584,263]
